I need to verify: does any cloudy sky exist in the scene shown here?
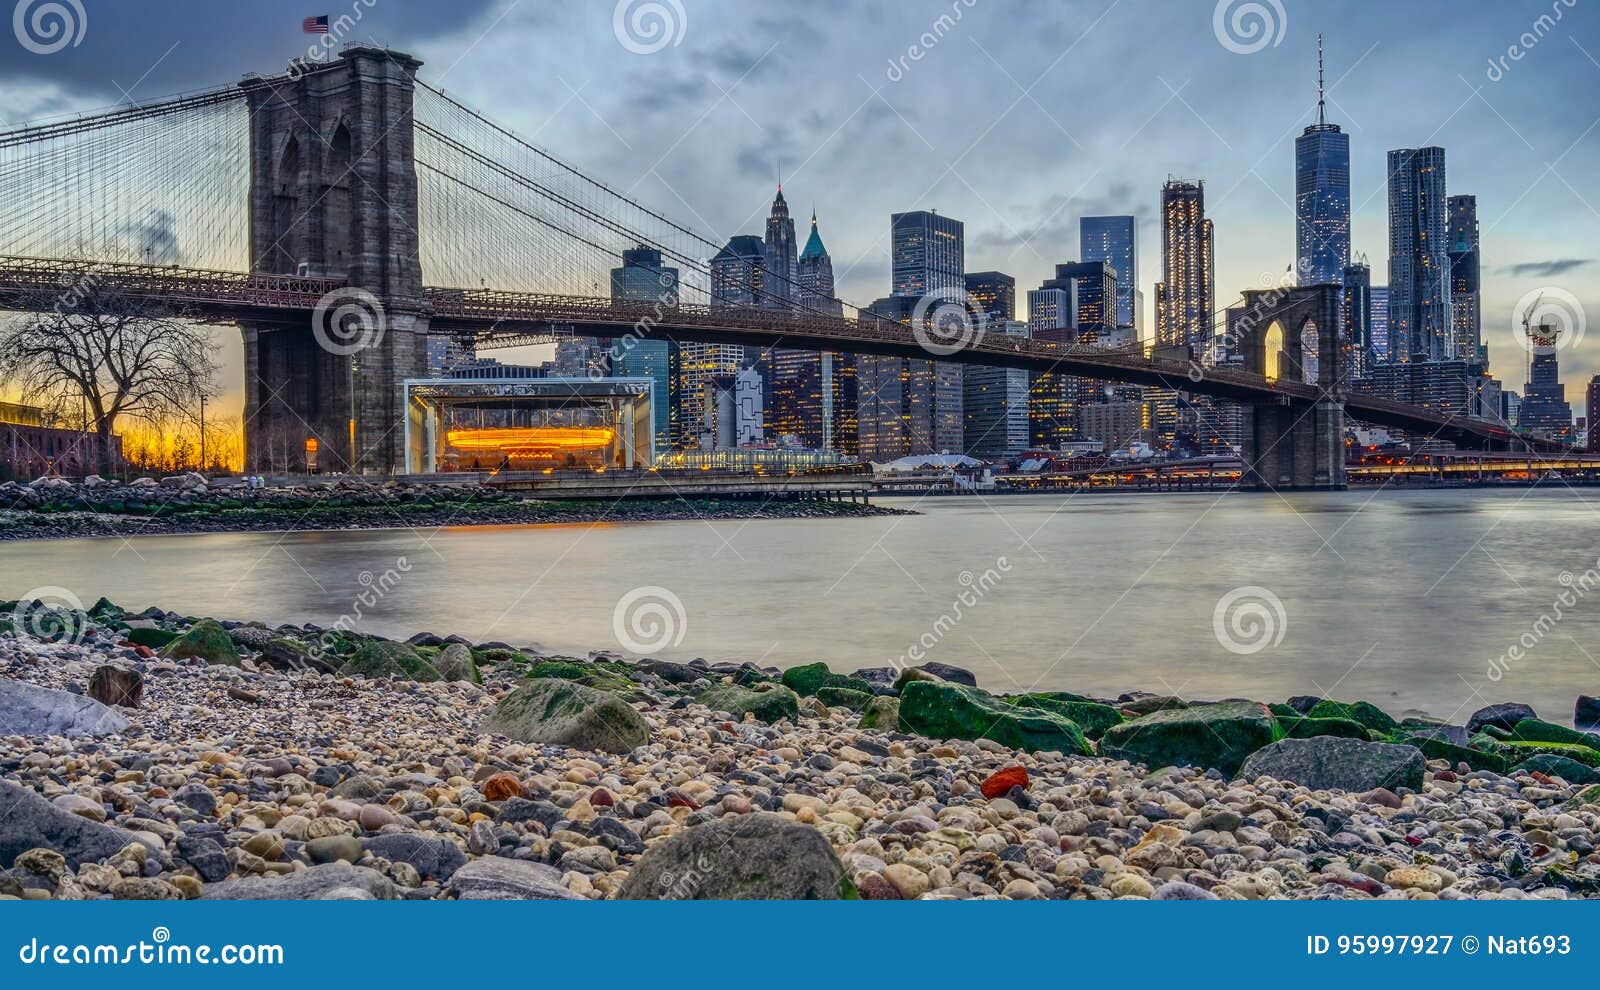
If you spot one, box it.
[3,0,1598,416]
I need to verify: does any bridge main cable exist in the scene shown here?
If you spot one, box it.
[0,85,246,151]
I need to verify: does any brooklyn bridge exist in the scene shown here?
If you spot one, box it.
[0,46,1539,490]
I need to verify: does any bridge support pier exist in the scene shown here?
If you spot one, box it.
[238,46,430,474]
[1233,285,1348,491]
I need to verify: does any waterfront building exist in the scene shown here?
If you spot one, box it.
[965,270,1016,323]
[1295,37,1351,289]
[1026,262,1117,448]
[1155,179,1215,352]
[762,186,798,310]
[1352,359,1502,423]
[963,319,1030,459]
[1080,215,1138,330]
[770,211,852,451]
[1080,400,1148,452]
[425,335,475,376]
[711,234,766,309]
[1503,389,1521,428]
[610,245,683,452]
[1387,146,1453,362]
[1448,194,1483,364]
[1587,377,1600,450]
[1370,285,1390,363]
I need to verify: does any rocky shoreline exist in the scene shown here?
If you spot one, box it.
[0,475,909,542]
[1,598,1598,900]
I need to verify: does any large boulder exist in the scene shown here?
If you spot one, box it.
[893,662,977,690]
[1577,695,1600,729]
[1506,718,1600,752]
[361,834,467,880]
[433,643,480,683]
[202,863,396,900]
[1009,694,1124,737]
[338,639,441,682]
[1237,736,1426,792]
[447,856,580,900]
[1276,715,1371,741]
[897,681,1091,755]
[162,619,241,666]
[780,662,834,697]
[616,813,855,900]
[0,780,149,868]
[698,684,800,725]
[1305,699,1397,733]
[857,696,901,731]
[1099,701,1279,776]
[483,678,649,753]
[0,679,129,737]
[1468,702,1537,734]
[1513,754,1600,785]
[86,665,143,708]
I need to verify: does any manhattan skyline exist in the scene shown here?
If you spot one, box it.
[1,1,1595,416]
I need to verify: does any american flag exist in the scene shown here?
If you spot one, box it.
[302,15,330,34]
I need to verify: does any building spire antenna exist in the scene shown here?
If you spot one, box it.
[1316,33,1326,126]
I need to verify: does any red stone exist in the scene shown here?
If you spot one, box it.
[482,772,523,801]
[1530,771,1553,785]
[590,787,615,807]
[1433,770,1456,782]
[1404,834,1423,847]
[666,790,700,810]
[133,645,154,659]
[980,766,1029,800]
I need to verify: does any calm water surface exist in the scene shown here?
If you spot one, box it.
[4,489,1597,722]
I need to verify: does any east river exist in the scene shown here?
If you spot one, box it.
[5,488,1597,721]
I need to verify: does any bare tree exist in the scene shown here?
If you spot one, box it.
[0,259,220,476]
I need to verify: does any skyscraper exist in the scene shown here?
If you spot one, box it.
[1587,375,1600,451]
[772,211,853,451]
[1342,261,1372,376]
[609,245,682,454]
[711,235,765,308]
[1080,215,1137,329]
[1027,262,1118,448]
[762,186,798,310]
[1448,194,1482,364]
[1154,179,1214,351]
[963,320,1031,459]
[856,295,963,459]
[1519,320,1572,440]
[964,271,1016,323]
[891,210,965,299]
[1370,285,1390,363]
[1387,146,1452,362]
[1295,36,1351,288]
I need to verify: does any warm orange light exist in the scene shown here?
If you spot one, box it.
[304,438,319,452]
[445,427,615,452]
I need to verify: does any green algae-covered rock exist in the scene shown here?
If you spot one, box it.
[1405,735,1508,774]
[897,681,1091,755]
[1494,740,1600,768]
[814,686,872,712]
[1305,700,1397,733]
[483,678,649,754]
[699,684,801,724]
[338,639,440,682]
[858,696,901,731]
[127,627,179,650]
[162,619,241,666]
[1512,754,1600,784]
[1275,715,1371,741]
[781,662,834,697]
[1099,700,1279,776]
[1009,694,1124,737]
[1507,719,1600,752]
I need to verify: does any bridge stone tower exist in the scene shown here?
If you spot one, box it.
[1234,284,1347,490]
[239,47,430,474]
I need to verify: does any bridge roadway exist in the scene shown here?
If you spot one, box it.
[0,254,1532,452]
